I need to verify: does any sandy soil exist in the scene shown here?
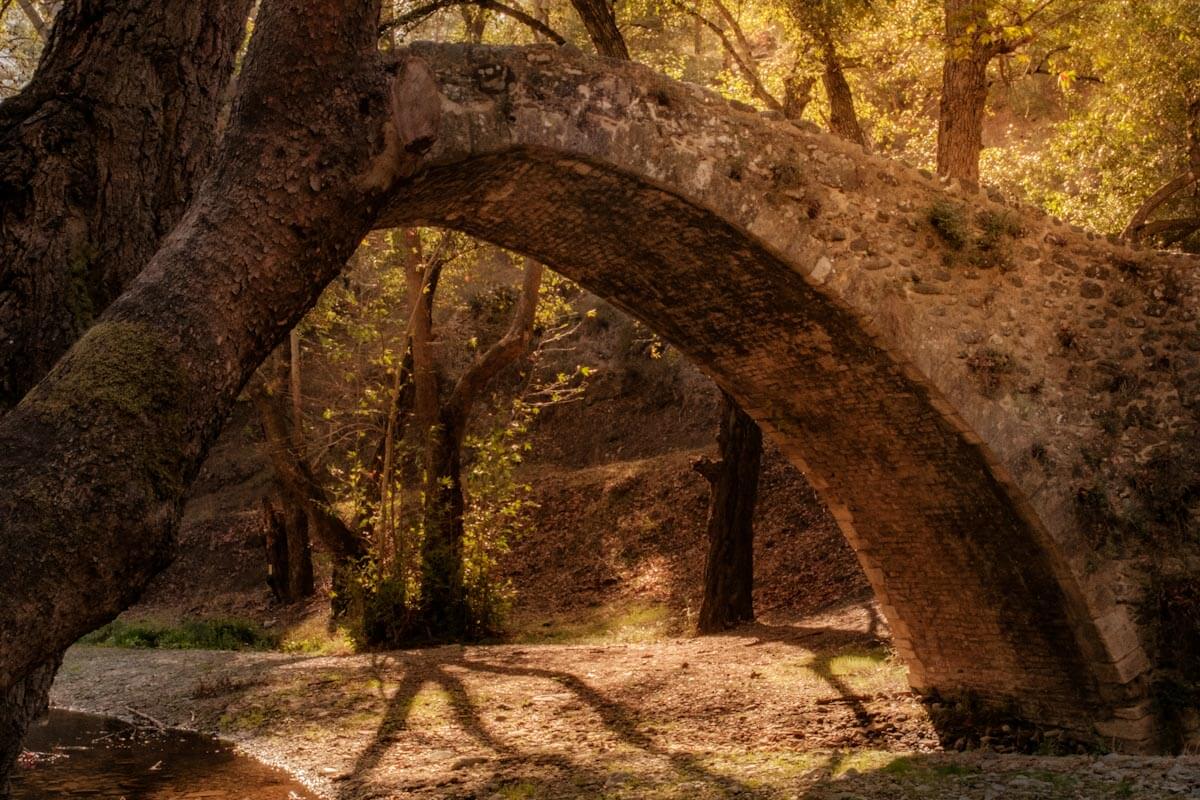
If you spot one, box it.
[50,601,1200,799]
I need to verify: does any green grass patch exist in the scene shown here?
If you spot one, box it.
[509,602,674,645]
[79,618,278,651]
[832,750,899,777]
[218,704,273,733]
[279,613,355,655]
[932,763,975,777]
[881,755,915,775]
[493,780,540,799]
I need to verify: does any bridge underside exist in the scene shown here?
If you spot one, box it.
[377,148,1126,742]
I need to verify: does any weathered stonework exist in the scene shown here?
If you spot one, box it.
[377,43,1200,751]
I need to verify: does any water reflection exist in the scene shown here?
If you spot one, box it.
[11,709,317,799]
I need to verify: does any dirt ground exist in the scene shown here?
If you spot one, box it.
[51,601,1200,800]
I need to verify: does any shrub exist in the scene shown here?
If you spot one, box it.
[928,201,969,249]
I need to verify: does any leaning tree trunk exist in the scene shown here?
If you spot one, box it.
[261,492,314,602]
[0,0,254,408]
[1123,98,1200,240]
[0,0,252,787]
[821,46,867,148]
[569,0,630,59]
[251,362,367,613]
[0,1,441,792]
[695,391,763,633]
[252,379,320,604]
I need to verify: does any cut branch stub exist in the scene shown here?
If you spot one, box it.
[693,455,722,485]
[391,57,443,161]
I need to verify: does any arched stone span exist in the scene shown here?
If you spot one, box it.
[378,43,1200,748]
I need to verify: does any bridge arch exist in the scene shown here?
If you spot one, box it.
[375,42,1200,748]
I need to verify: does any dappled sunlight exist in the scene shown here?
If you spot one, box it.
[54,604,953,797]
[5,0,1197,795]
[508,601,676,645]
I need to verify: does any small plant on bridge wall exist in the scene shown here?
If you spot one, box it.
[928,201,1024,269]
[964,345,1014,396]
[1074,440,1200,557]
[928,200,969,249]
[969,210,1024,270]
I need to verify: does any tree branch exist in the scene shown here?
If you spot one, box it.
[708,0,755,65]
[1134,217,1200,242]
[14,0,46,38]
[381,0,565,45]
[447,259,544,428]
[1122,170,1198,239]
[668,0,783,114]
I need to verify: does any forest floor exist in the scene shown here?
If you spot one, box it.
[52,600,1200,800]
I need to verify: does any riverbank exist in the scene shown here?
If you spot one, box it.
[48,601,1200,799]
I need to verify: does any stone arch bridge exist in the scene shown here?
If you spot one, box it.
[378,43,1200,750]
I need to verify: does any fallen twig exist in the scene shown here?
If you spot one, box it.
[125,705,167,731]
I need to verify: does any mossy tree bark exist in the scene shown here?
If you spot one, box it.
[0,1,442,791]
[0,0,253,787]
[695,392,762,633]
[0,0,255,408]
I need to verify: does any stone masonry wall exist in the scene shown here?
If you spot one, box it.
[374,43,1200,750]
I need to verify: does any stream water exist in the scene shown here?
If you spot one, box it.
[10,709,318,799]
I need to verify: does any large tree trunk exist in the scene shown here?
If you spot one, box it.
[936,50,988,183]
[695,392,762,633]
[0,0,252,786]
[0,0,254,408]
[569,0,630,59]
[0,2,441,792]
[936,0,991,184]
